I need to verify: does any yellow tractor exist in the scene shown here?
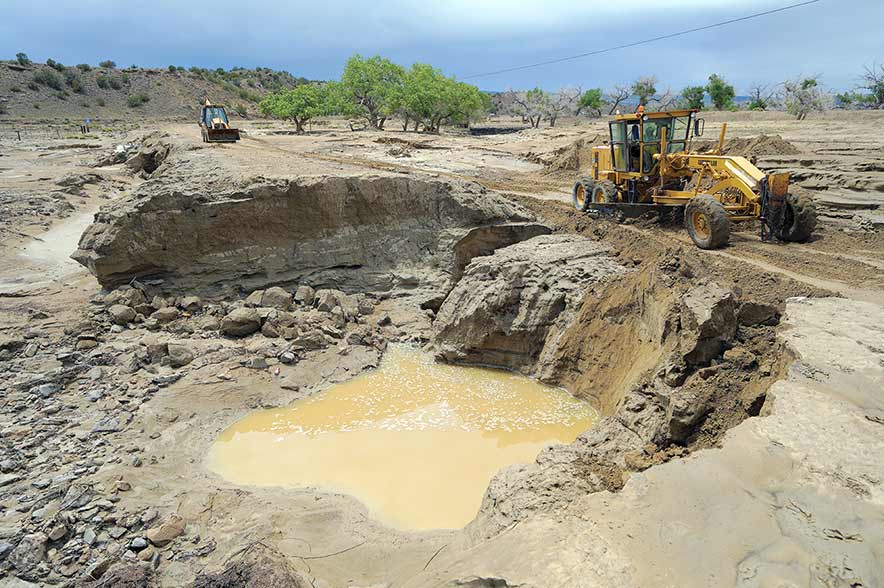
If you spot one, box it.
[572,109,816,249]
[199,99,241,143]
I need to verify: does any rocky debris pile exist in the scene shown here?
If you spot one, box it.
[72,175,536,294]
[432,234,626,373]
[191,543,311,588]
[0,188,76,238]
[94,133,174,176]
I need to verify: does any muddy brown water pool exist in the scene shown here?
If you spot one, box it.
[208,345,597,530]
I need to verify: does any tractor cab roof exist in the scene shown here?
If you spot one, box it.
[613,109,696,122]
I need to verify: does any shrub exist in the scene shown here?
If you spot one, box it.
[120,73,130,85]
[234,103,247,116]
[110,78,123,90]
[56,90,68,100]
[47,58,66,72]
[127,93,150,107]
[16,52,31,66]
[80,99,90,107]
[64,71,86,94]
[99,60,116,69]
[76,63,92,71]
[33,69,63,90]
[0,103,7,115]
[27,81,39,91]
[96,75,109,89]
[10,85,22,93]
[96,97,106,107]
[33,103,40,109]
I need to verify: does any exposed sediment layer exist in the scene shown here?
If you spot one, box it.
[73,170,543,295]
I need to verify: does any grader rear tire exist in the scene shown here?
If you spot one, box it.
[572,177,595,211]
[780,193,817,242]
[685,195,730,249]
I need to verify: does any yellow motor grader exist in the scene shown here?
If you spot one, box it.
[572,109,816,249]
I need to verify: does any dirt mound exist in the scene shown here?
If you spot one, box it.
[696,134,800,157]
[542,134,601,173]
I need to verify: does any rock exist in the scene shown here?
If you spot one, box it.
[131,537,148,550]
[0,541,12,559]
[737,301,780,326]
[221,308,260,337]
[104,286,146,308]
[146,514,185,547]
[261,287,293,310]
[315,289,341,312]
[151,307,180,323]
[137,546,156,561]
[92,416,122,433]
[339,294,360,320]
[48,524,67,541]
[279,352,296,364]
[167,342,194,367]
[151,295,169,309]
[199,315,222,331]
[294,285,315,306]
[87,366,104,380]
[432,234,626,371]
[357,296,375,316]
[680,284,738,367]
[244,290,265,307]
[377,313,392,326]
[179,296,203,312]
[261,321,279,338]
[81,562,157,588]
[8,532,47,570]
[30,382,60,398]
[108,304,137,325]
[77,338,99,350]
[72,176,536,292]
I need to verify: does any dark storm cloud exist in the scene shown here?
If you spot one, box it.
[2,0,882,92]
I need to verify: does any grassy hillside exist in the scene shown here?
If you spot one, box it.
[0,60,313,121]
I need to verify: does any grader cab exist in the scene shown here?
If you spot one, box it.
[572,109,816,249]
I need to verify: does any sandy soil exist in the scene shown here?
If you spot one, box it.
[0,110,882,587]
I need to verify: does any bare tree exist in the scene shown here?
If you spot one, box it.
[860,62,884,109]
[544,86,580,127]
[508,88,548,128]
[606,85,630,115]
[651,88,678,110]
[782,76,828,120]
[747,84,778,110]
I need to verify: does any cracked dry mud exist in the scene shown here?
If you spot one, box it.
[0,111,882,588]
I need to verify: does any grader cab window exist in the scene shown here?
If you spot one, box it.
[610,122,628,171]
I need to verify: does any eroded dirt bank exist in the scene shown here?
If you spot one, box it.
[0,116,882,588]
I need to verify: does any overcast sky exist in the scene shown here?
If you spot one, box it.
[2,0,882,93]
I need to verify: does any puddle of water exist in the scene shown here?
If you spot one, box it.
[208,345,596,530]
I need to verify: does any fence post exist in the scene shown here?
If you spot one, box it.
[16,130,21,141]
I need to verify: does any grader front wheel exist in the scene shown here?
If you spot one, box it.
[572,177,595,212]
[779,193,817,242]
[685,195,730,249]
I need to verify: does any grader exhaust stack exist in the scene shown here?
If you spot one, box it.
[572,109,816,249]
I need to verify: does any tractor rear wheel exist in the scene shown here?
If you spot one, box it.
[685,195,730,249]
[591,180,617,204]
[572,177,595,211]
[779,193,817,242]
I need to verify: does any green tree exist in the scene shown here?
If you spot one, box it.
[859,63,884,109]
[681,86,706,110]
[339,55,405,129]
[835,91,874,109]
[747,84,775,110]
[509,87,548,127]
[706,74,735,110]
[99,60,116,69]
[395,64,486,132]
[631,76,657,107]
[259,83,340,133]
[576,88,603,116]
[16,52,31,66]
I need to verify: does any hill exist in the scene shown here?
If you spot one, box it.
[0,61,313,120]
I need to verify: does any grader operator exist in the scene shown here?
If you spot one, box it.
[572,109,816,249]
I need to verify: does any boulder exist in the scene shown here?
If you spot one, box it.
[179,296,203,312]
[293,285,315,306]
[104,286,146,308]
[190,543,310,588]
[314,289,342,312]
[432,234,626,372]
[167,342,194,367]
[108,304,136,325]
[737,300,779,326]
[244,290,264,307]
[680,284,737,366]
[221,308,260,337]
[261,287,292,310]
[146,514,185,547]
[8,532,47,571]
[151,307,179,323]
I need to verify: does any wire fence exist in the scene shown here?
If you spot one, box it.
[0,123,107,143]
